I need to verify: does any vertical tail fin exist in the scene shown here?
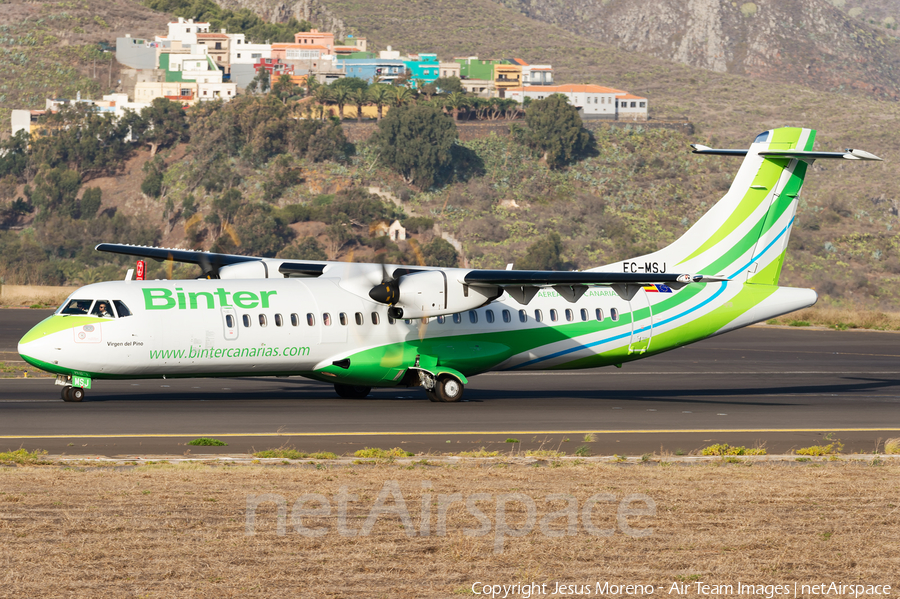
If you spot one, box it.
[596,127,815,285]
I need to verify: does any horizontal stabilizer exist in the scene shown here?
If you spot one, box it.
[691,144,883,162]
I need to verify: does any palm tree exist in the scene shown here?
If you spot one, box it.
[305,75,320,97]
[349,87,370,122]
[391,86,412,108]
[331,86,351,120]
[368,84,391,121]
[313,85,332,121]
[446,92,469,122]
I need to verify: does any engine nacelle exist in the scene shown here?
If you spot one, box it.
[370,270,499,319]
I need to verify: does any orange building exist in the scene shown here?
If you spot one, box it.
[293,29,335,54]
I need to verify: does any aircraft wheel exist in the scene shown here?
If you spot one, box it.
[431,376,464,403]
[334,384,371,399]
[61,386,71,401]
[62,386,84,402]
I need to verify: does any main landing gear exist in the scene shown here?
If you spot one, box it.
[333,384,372,399]
[425,375,464,403]
[61,386,85,402]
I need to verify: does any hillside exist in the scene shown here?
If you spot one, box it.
[0,0,171,132]
[502,0,900,100]
[1,0,900,312]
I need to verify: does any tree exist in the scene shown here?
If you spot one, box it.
[391,86,413,107]
[271,74,299,103]
[232,204,295,257]
[30,166,82,219]
[79,187,102,219]
[278,237,327,260]
[349,87,370,122]
[445,92,469,122]
[517,232,567,271]
[313,85,332,120]
[523,94,591,169]
[434,76,463,94]
[249,66,270,94]
[420,82,437,101]
[421,237,458,267]
[138,98,189,155]
[330,85,351,120]
[369,84,391,121]
[372,104,458,191]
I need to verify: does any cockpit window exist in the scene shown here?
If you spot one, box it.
[60,299,93,315]
[113,300,132,318]
[91,300,115,318]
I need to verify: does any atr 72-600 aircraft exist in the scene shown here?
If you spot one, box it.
[18,128,882,402]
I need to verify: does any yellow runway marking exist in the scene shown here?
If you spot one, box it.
[3,428,900,439]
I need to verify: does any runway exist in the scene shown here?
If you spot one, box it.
[2,309,900,456]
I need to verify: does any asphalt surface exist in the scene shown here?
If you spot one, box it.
[3,308,900,456]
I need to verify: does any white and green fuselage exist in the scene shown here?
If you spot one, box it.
[17,127,877,397]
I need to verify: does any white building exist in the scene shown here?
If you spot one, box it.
[616,93,649,120]
[507,84,647,120]
[228,33,272,65]
[162,17,211,46]
[521,64,553,86]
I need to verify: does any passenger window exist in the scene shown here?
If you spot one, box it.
[291,313,299,326]
[502,310,511,323]
[388,315,396,325]
[242,314,251,327]
[259,314,267,327]
[355,312,364,325]
[60,299,92,315]
[596,308,604,321]
[486,310,494,323]
[453,313,462,324]
[339,313,348,326]
[437,315,445,324]
[534,309,543,323]
[565,309,573,322]
[323,313,332,326]
[371,312,380,325]
[518,309,527,323]
[469,310,478,324]
[113,300,132,318]
[226,314,235,328]
[580,308,588,322]
[405,319,412,325]
[275,314,283,327]
[610,308,619,321]
[550,309,558,322]
[91,300,115,318]
[307,313,315,326]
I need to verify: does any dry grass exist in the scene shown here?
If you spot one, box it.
[0,284,76,308]
[1,462,899,596]
[766,306,900,331]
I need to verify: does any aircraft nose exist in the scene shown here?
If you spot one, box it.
[18,317,63,373]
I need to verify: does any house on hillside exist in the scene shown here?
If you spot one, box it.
[334,58,407,84]
[404,53,440,87]
[506,84,647,120]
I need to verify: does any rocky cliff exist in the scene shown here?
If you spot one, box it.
[503,0,900,99]
[212,0,351,39]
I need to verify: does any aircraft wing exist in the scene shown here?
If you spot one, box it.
[462,270,728,303]
[95,243,327,278]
